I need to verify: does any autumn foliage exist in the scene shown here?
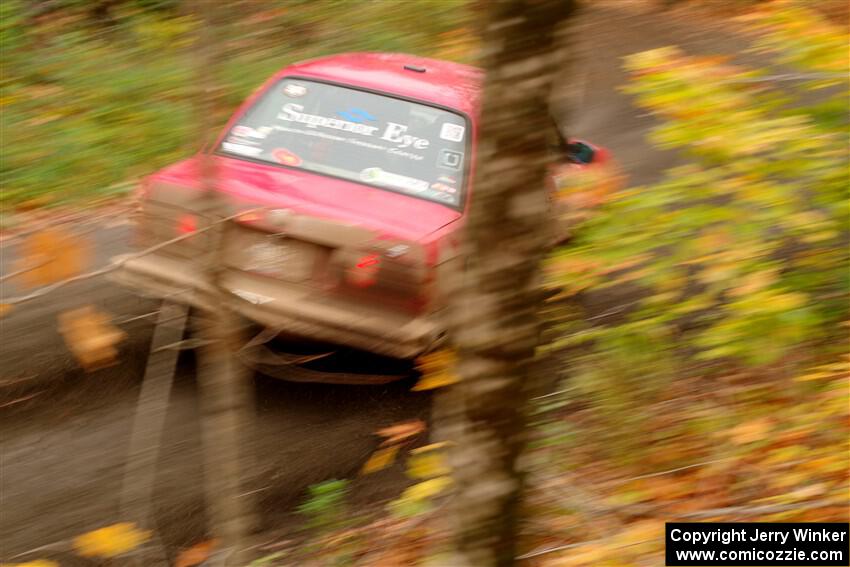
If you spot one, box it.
[525,4,849,564]
[2,3,847,567]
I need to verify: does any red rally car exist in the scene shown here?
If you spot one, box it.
[113,53,617,360]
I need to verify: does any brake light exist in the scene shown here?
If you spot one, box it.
[356,254,380,269]
[177,214,197,235]
[347,254,381,287]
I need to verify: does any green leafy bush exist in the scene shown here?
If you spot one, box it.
[297,478,351,534]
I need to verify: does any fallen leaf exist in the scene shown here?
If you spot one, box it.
[175,539,218,567]
[401,476,452,502]
[58,306,127,371]
[73,522,150,558]
[361,445,401,475]
[15,228,91,288]
[407,443,451,479]
[412,369,459,391]
[413,349,459,391]
[376,419,426,446]
[729,418,772,445]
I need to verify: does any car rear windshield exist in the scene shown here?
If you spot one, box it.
[218,78,468,207]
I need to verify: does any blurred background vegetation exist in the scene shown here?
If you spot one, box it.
[528,5,849,563]
[1,1,847,564]
[0,0,476,207]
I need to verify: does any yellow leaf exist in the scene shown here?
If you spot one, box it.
[770,292,807,311]
[376,419,426,446]
[413,349,459,390]
[73,522,150,558]
[407,444,451,480]
[1,561,60,567]
[698,264,735,285]
[361,445,400,475]
[801,230,839,244]
[415,348,457,374]
[15,228,91,288]
[796,371,834,381]
[796,359,850,382]
[730,269,777,297]
[0,304,11,318]
[175,539,218,567]
[400,476,452,502]
[801,455,844,473]
[58,306,127,371]
[729,418,772,445]
[412,369,459,391]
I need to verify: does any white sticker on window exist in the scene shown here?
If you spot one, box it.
[360,167,429,193]
[222,142,263,156]
[439,123,465,142]
[283,84,307,97]
[231,125,267,139]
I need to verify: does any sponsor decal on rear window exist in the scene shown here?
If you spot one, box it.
[438,149,463,171]
[360,167,429,194]
[283,84,307,97]
[222,142,263,156]
[272,148,302,166]
[219,78,468,207]
[439,122,465,142]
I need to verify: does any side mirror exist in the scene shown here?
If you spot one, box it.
[566,141,596,164]
[547,125,596,164]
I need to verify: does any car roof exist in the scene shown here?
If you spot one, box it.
[280,52,482,118]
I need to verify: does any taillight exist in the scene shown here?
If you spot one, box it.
[356,254,380,269]
[347,253,381,287]
[177,214,197,235]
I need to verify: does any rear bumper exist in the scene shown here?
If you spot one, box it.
[110,253,445,359]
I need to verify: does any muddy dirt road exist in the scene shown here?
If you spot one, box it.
[1,4,752,562]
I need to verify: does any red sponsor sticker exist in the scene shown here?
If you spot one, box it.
[431,182,456,194]
[272,148,302,167]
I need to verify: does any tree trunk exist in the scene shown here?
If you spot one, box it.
[444,1,576,566]
[191,1,258,563]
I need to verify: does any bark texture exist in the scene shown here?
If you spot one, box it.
[191,1,257,563]
[445,1,576,566]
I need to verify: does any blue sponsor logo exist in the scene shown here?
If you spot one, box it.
[336,108,377,123]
